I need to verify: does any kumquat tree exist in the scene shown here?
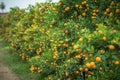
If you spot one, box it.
[0,0,120,80]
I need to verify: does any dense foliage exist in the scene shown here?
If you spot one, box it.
[0,0,120,80]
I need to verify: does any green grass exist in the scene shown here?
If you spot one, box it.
[0,38,41,80]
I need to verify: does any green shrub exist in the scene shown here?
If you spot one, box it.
[1,0,120,80]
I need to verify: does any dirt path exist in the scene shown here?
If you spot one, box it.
[0,41,20,80]
[0,63,20,80]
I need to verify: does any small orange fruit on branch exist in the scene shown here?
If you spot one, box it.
[102,36,107,41]
[109,45,115,50]
[65,7,70,12]
[96,57,102,62]
[114,61,119,65]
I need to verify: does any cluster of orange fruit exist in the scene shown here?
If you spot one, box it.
[30,65,42,73]
[104,1,120,18]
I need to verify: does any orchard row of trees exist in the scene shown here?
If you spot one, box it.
[0,0,120,80]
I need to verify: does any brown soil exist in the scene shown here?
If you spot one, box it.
[0,63,20,80]
[0,42,20,80]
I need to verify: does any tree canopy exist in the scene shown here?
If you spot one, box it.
[0,2,5,12]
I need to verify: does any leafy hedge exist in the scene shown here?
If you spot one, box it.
[0,0,120,80]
